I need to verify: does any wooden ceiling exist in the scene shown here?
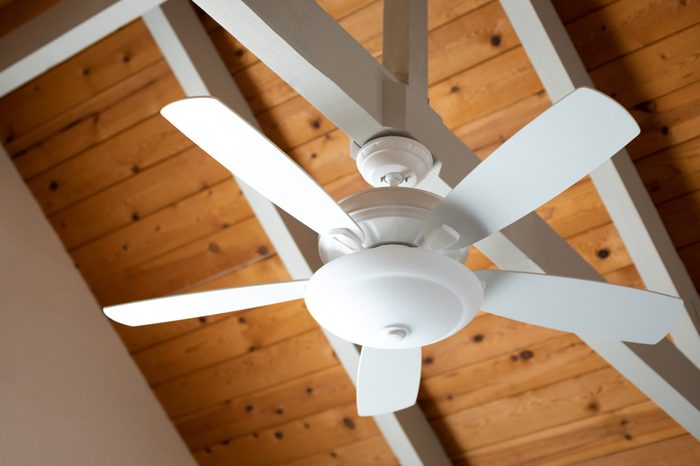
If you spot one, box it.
[2,0,700,464]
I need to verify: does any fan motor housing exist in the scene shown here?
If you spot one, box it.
[318,187,469,263]
[305,245,483,349]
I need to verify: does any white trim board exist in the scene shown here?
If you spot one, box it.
[0,0,166,97]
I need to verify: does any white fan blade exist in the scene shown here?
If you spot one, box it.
[356,346,421,416]
[104,280,308,326]
[161,97,363,240]
[476,270,683,344]
[423,87,640,249]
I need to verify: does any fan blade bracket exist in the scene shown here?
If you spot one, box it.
[422,223,461,251]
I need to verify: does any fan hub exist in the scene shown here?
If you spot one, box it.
[305,245,483,349]
[355,136,433,187]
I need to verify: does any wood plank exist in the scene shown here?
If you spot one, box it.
[627,80,700,161]
[571,434,700,466]
[537,178,611,239]
[134,299,316,386]
[421,314,561,380]
[0,0,60,38]
[420,334,607,419]
[679,241,700,289]
[27,113,192,215]
[568,221,635,275]
[453,90,550,154]
[565,0,700,70]
[603,265,644,289]
[92,215,274,306]
[154,329,337,419]
[552,0,619,24]
[657,190,700,250]
[636,136,700,206]
[427,1,518,85]
[281,435,397,466]
[432,367,648,456]
[70,176,248,284]
[9,60,182,180]
[0,19,161,141]
[459,401,685,466]
[177,365,354,450]
[591,23,700,108]
[429,46,541,129]
[52,146,229,250]
[192,403,380,466]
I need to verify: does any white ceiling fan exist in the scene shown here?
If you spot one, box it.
[104,87,683,416]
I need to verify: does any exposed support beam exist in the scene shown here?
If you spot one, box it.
[0,0,166,98]
[499,0,700,367]
[143,2,452,464]
[193,0,700,438]
[192,0,394,145]
[381,0,429,133]
[192,0,473,187]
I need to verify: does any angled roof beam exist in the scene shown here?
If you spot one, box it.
[191,0,472,187]
[143,1,452,464]
[193,0,700,439]
[0,0,166,97]
[499,0,700,368]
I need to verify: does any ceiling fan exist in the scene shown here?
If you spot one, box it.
[104,87,683,416]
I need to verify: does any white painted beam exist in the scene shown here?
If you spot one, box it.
[143,2,452,464]
[196,0,700,440]
[499,0,700,367]
[0,0,166,98]
[192,0,474,188]
[383,0,428,100]
[191,0,393,145]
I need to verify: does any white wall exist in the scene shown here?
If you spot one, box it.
[0,149,196,466]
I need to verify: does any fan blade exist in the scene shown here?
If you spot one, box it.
[104,280,308,326]
[423,87,640,249]
[161,97,363,240]
[476,270,683,344]
[356,346,421,416]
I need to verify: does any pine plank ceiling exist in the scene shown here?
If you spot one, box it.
[2,0,700,464]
